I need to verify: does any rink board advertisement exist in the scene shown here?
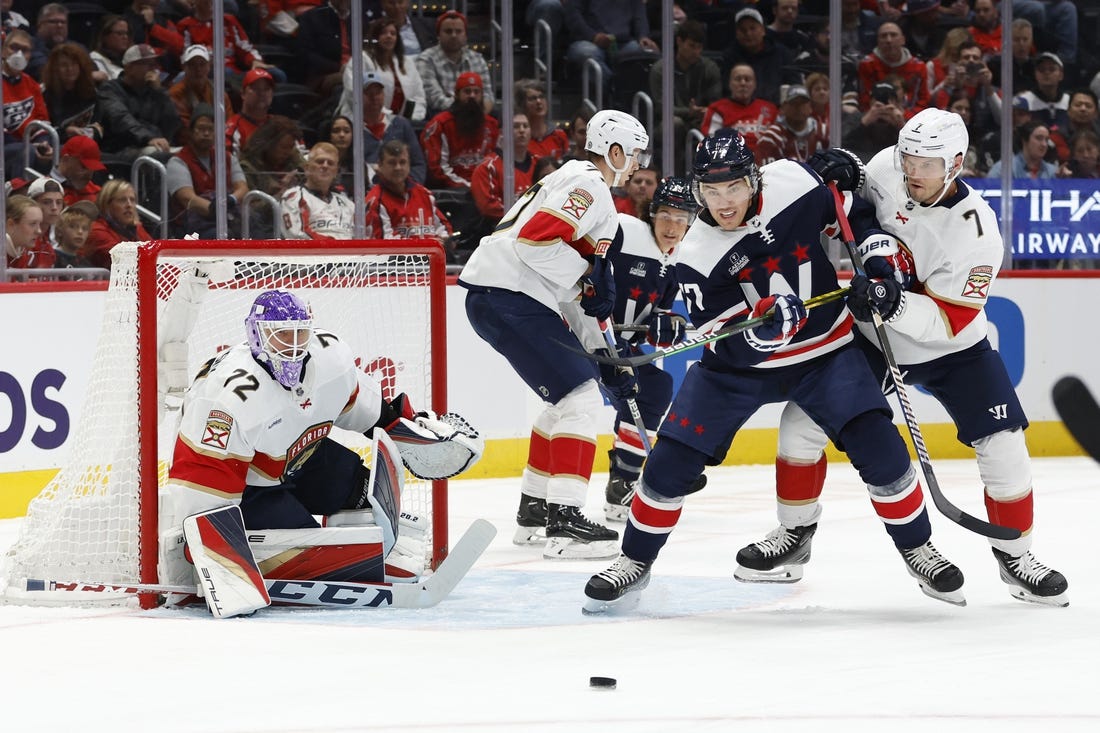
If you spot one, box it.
[0,276,1094,516]
[966,178,1100,261]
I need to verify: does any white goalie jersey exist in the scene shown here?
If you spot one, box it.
[164,329,384,523]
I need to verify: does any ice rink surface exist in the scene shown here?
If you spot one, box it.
[1,457,1097,733]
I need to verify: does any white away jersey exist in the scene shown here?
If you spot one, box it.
[281,185,356,240]
[859,148,1004,364]
[165,330,384,518]
[458,159,619,313]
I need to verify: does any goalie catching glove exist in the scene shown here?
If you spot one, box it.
[381,393,484,480]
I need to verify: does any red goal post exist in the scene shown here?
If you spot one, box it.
[1,239,448,606]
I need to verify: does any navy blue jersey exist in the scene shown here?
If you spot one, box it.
[610,213,680,348]
[675,159,853,371]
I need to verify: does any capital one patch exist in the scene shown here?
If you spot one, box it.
[561,187,594,219]
[961,265,993,299]
[201,410,234,449]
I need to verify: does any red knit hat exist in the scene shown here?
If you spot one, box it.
[455,72,483,91]
[435,9,467,36]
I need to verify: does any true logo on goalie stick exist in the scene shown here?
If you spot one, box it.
[962,265,993,299]
[201,410,234,449]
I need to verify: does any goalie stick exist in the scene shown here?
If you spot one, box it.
[1052,376,1100,464]
[563,287,850,369]
[828,182,1019,540]
[24,519,497,610]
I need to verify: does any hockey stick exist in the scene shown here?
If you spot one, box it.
[25,519,497,610]
[598,319,652,454]
[828,182,1019,540]
[562,287,850,369]
[1052,375,1100,464]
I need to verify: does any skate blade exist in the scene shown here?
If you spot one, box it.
[734,564,804,583]
[1007,586,1069,607]
[543,537,620,560]
[603,502,628,523]
[917,582,967,607]
[512,525,546,546]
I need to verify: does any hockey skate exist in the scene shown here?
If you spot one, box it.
[992,549,1069,607]
[604,473,636,522]
[734,523,817,583]
[583,553,652,614]
[543,504,619,560]
[512,493,547,546]
[898,541,966,606]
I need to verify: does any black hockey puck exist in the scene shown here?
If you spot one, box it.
[589,676,617,689]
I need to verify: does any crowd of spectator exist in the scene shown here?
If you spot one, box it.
[4,1,1100,277]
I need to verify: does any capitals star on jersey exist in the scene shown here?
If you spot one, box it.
[611,213,680,336]
[676,159,853,371]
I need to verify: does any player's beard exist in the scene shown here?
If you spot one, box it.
[453,99,484,137]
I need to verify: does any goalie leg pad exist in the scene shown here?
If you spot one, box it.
[358,428,405,556]
[387,412,485,479]
[248,525,385,584]
[327,510,428,582]
[183,506,271,618]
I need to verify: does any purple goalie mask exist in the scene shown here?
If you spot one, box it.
[245,290,314,389]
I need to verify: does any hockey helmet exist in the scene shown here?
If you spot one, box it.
[894,107,969,191]
[649,176,699,224]
[585,109,651,185]
[245,290,313,390]
[690,130,759,206]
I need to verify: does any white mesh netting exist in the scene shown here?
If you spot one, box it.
[2,240,441,605]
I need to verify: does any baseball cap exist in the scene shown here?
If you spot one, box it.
[455,71,483,91]
[122,44,160,66]
[62,200,100,221]
[1012,94,1030,111]
[361,70,393,96]
[734,8,764,25]
[1035,51,1064,69]
[782,85,811,103]
[60,135,107,171]
[181,44,211,64]
[435,9,467,35]
[243,67,275,90]
[26,176,63,199]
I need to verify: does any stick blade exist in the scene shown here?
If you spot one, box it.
[1053,376,1100,464]
[389,519,497,608]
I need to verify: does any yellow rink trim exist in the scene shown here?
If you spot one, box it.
[0,421,1084,518]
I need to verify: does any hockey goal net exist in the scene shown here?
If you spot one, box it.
[1,239,447,606]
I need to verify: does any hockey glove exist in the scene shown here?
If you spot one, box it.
[847,274,905,322]
[579,256,616,321]
[647,311,686,347]
[809,148,866,192]
[597,355,638,400]
[855,231,915,290]
[745,294,807,352]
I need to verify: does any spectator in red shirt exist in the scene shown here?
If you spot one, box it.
[701,63,779,150]
[613,165,658,218]
[4,195,43,270]
[857,21,930,116]
[3,29,52,177]
[85,179,151,270]
[969,0,1003,57]
[420,71,500,189]
[51,135,106,205]
[755,84,829,165]
[516,78,568,162]
[471,112,538,221]
[365,138,452,241]
[123,0,185,70]
[226,67,274,155]
[24,176,65,267]
[177,0,285,86]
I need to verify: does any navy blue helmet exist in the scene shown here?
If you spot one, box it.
[690,129,759,206]
[649,176,698,221]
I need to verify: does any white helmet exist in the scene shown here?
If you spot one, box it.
[584,110,651,186]
[894,108,969,198]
